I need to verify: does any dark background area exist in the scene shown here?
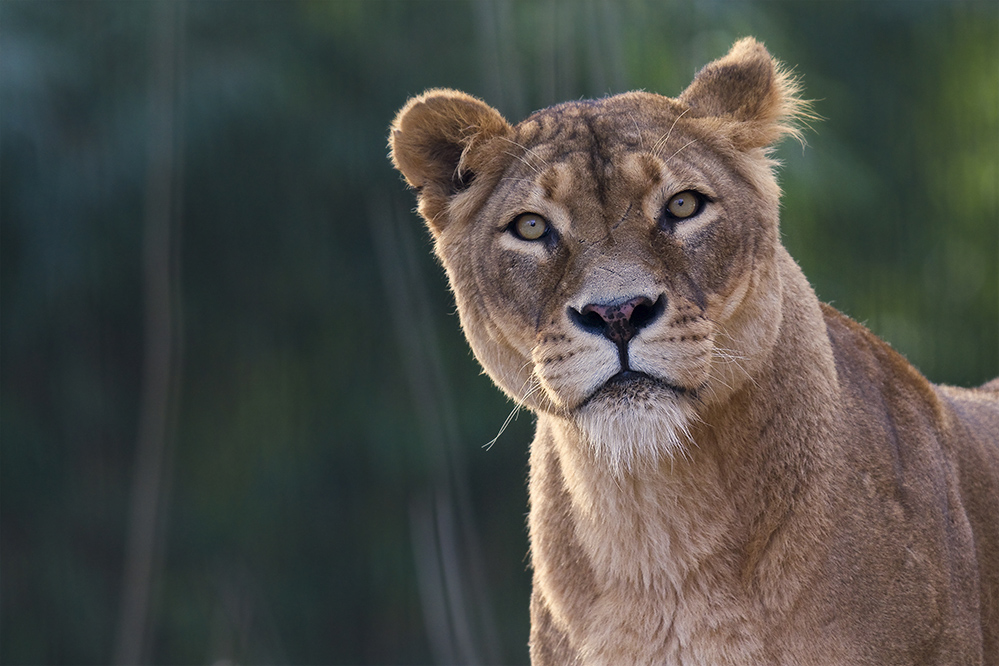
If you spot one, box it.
[1,1,996,664]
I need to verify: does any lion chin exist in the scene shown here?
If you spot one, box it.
[573,371,699,474]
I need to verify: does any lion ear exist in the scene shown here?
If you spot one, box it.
[678,37,809,150]
[389,89,512,233]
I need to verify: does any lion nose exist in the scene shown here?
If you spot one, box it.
[570,295,665,345]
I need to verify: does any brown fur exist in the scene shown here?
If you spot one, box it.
[389,38,999,665]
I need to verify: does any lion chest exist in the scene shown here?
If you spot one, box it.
[529,427,781,664]
[569,569,767,665]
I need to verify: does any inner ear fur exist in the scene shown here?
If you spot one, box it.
[389,89,512,232]
[679,37,811,150]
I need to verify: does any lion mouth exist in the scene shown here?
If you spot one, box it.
[607,370,690,393]
[579,370,692,410]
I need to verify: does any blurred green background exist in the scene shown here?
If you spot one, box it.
[1,1,996,664]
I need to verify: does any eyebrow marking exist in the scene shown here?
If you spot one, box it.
[539,167,561,201]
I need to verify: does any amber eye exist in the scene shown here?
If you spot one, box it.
[511,212,549,241]
[664,190,703,220]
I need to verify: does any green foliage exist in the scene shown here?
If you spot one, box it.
[1,1,995,663]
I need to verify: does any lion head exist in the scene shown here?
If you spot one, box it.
[389,38,809,473]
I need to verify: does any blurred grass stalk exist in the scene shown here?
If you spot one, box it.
[113,2,186,663]
[369,197,502,664]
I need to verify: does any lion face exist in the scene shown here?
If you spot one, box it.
[391,40,806,470]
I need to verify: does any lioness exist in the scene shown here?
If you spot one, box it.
[389,38,999,665]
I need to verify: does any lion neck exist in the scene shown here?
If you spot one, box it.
[529,247,839,604]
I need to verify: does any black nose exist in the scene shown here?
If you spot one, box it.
[569,295,665,345]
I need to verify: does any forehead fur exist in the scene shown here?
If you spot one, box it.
[494,94,780,227]
[514,94,697,165]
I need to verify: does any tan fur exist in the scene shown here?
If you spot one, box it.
[389,38,999,665]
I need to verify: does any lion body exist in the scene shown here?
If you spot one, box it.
[390,38,999,665]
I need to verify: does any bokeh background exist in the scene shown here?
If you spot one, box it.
[2,1,996,664]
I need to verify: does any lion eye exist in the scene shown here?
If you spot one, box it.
[664,190,703,220]
[510,212,549,241]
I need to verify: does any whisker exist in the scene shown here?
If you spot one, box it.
[631,115,645,152]
[652,108,689,157]
[499,177,542,185]
[708,370,737,393]
[484,379,542,450]
[711,343,760,389]
[501,150,544,178]
[484,402,523,450]
[496,136,552,177]
[664,138,698,165]
[710,348,749,364]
